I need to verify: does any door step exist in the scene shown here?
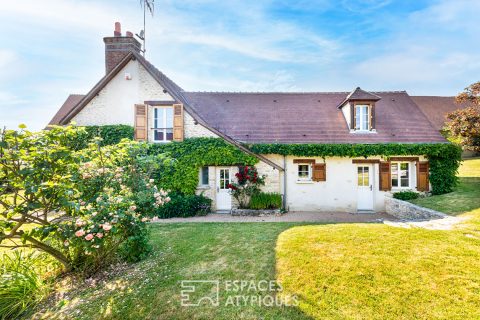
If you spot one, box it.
[357,210,376,214]
[216,210,232,214]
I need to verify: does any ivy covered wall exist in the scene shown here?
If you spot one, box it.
[74,125,462,196]
[248,143,462,195]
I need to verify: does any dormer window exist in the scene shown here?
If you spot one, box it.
[337,87,381,133]
[355,104,370,131]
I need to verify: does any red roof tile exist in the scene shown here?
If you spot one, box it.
[411,96,470,131]
[48,94,85,126]
[183,91,447,144]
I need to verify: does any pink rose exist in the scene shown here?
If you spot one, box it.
[102,223,112,231]
[75,219,84,227]
[75,229,85,237]
[64,240,69,247]
[129,205,137,211]
[85,234,94,241]
[96,233,104,238]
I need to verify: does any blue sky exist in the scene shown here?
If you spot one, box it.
[1,0,479,130]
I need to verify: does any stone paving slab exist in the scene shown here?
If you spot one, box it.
[151,211,397,223]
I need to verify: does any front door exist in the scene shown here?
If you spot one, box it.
[357,165,374,211]
[216,167,232,211]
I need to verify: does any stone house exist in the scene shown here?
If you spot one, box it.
[49,23,453,213]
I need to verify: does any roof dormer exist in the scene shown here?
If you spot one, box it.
[338,87,381,133]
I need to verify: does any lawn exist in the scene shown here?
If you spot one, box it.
[31,158,480,319]
[409,157,480,215]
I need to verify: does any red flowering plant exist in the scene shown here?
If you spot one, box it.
[227,166,265,208]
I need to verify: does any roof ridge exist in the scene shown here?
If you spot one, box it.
[184,91,350,94]
[184,90,408,95]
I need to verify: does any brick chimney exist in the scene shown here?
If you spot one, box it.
[103,22,142,74]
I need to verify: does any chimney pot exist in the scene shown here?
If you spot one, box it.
[114,22,121,36]
[104,22,142,74]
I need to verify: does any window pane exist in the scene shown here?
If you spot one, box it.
[355,107,361,130]
[165,107,173,128]
[155,108,164,129]
[201,167,209,185]
[298,165,309,178]
[154,108,158,128]
[357,167,363,185]
[362,106,369,130]
[166,129,173,141]
[154,130,163,141]
[391,163,398,187]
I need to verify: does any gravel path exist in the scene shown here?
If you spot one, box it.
[151,211,397,223]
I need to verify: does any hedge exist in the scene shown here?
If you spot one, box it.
[68,125,134,149]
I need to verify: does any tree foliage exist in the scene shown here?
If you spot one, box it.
[445,82,480,151]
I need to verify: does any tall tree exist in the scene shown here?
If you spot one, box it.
[445,82,480,151]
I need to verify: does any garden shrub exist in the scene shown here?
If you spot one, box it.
[155,193,212,218]
[0,252,50,320]
[227,166,265,208]
[393,190,420,201]
[249,192,282,210]
[0,125,170,274]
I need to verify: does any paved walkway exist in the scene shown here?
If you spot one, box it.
[152,211,397,223]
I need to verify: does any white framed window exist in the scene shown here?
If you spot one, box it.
[153,107,174,142]
[297,164,312,181]
[391,162,410,188]
[355,105,370,131]
[199,166,209,186]
[357,166,370,186]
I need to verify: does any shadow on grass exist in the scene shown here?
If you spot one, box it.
[33,223,316,320]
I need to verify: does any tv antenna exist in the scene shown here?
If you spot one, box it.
[136,0,154,57]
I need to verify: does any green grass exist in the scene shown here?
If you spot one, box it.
[33,223,309,319]
[409,158,480,214]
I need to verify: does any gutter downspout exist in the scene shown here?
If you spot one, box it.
[283,155,287,211]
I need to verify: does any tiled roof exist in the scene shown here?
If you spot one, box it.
[48,94,85,126]
[411,96,470,131]
[183,91,447,144]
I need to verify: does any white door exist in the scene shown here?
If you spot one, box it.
[357,165,374,211]
[216,167,232,211]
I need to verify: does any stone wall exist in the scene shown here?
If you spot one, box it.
[385,195,446,220]
[184,113,219,138]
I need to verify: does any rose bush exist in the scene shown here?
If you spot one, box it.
[0,125,170,273]
[227,166,265,208]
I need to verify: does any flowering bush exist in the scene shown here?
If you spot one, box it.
[0,125,170,273]
[227,166,265,208]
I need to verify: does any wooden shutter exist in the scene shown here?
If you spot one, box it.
[350,102,355,130]
[134,104,147,141]
[312,163,326,182]
[370,104,376,130]
[173,103,184,142]
[379,162,391,191]
[417,161,430,191]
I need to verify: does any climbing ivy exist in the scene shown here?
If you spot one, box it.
[148,138,258,194]
[66,125,134,149]
[248,143,462,195]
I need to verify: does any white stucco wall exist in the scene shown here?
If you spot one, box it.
[284,155,426,212]
[72,60,174,126]
[340,102,351,129]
